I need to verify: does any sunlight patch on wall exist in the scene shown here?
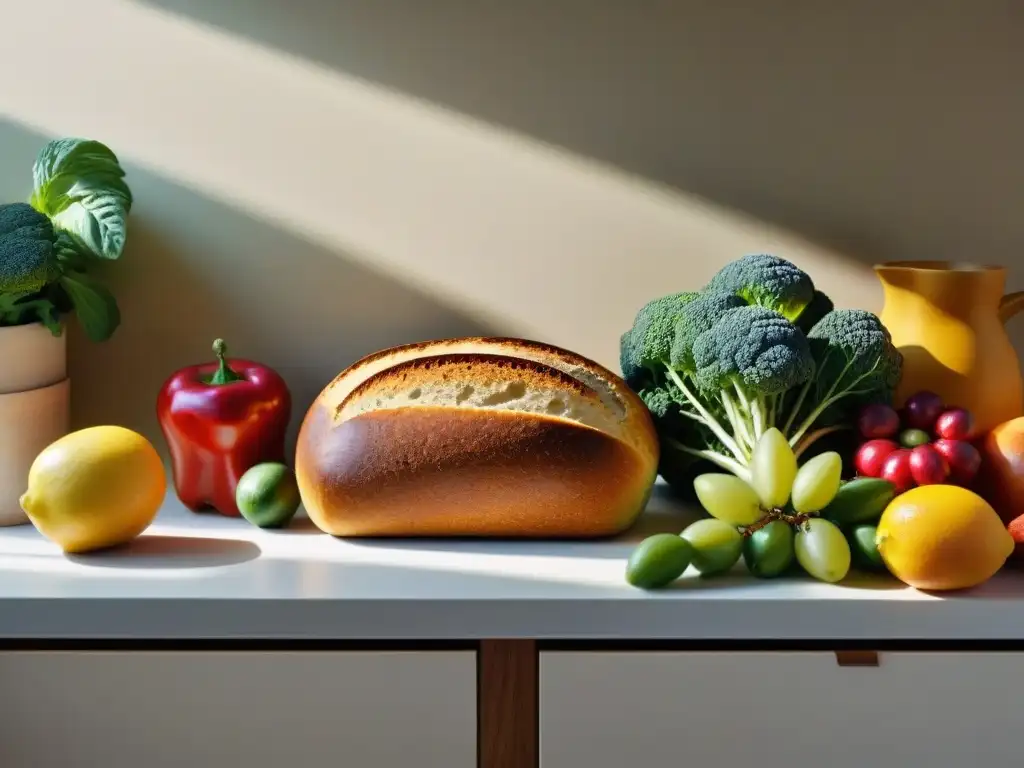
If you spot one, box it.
[0,0,868,364]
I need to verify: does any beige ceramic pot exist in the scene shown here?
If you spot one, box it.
[0,322,71,526]
[0,322,67,395]
[0,378,71,526]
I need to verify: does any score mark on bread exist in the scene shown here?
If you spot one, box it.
[336,353,628,442]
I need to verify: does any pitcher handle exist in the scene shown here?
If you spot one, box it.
[1000,292,1024,324]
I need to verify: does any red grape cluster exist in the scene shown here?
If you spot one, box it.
[853,390,982,493]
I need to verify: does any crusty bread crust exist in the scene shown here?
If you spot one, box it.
[295,336,659,537]
[296,404,653,537]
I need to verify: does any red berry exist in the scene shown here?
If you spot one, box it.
[880,448,915,493]
[932,439,982,485]
[935,408,975,441]
[909,444,949,486]
[857,404,901,439]
[855,439,900,478]
[903,391,945,431]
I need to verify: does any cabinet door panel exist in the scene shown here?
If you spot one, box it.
[0,651,476,768]
[541,651,1021,768]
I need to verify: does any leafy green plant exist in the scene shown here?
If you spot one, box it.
[0,138,132,342]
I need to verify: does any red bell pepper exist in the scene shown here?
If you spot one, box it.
[157,338,291,517]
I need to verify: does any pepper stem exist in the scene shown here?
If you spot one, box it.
[207,338,245,385]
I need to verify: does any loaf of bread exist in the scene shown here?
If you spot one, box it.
[294,337,659,538]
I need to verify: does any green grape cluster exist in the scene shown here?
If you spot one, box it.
[626,427,859,589]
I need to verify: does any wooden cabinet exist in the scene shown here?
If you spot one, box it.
[0,651,476,768]
[540,651,1023,768]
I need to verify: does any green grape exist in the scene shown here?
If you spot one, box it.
[693,474,764,526]
[790,451,843,514]
[742,520,795,578]
[680,519,743,576]
[750,427,797,510]
[847,524,887,573]
[625,534,694,589]
[794,518,851,583]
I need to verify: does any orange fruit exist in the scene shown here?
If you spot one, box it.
[875,484,1013,591]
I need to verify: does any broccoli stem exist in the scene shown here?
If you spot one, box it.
[764,394,779,431]
[793,425,849,459]
[720,389,754,458]
[751,396,766,441]
[787,358,882,448]
[730,383,762,445]
[665,367,747,464]
[663,437,751,483]
[781,379,813,436]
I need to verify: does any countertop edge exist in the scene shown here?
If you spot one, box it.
[2,596,1023,642]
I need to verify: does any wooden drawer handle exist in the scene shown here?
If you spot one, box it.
[835,650,879,667]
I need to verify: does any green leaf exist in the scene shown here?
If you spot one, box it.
[30,138,133,261]
[54,231,90,271]
[0,291,62,334]
[60,272,120,342]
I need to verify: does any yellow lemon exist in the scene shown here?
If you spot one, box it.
[875,484,1013,591]
[20,425,166,554]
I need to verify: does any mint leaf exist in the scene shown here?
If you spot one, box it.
[30,138,132,260]
[60,272,120,342]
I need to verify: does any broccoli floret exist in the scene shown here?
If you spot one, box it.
[693,306,815,395]
[0,202,59,294]
[783,309,903,454]
[669,291,748,374]
[705,253,815,322]
[619,330,643,388]
[688,305,814,458]
[794,289,835,334]
[623,292,699,374]
[620,292,700,392]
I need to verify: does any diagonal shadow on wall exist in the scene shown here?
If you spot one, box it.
[0,121,499,455]
[135,0,1024,267]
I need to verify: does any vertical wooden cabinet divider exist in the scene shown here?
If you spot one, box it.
[478,639,539,768]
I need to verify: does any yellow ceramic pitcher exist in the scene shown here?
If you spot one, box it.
[876,261,1024,435]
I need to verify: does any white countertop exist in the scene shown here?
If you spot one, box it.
[1,483,1022,642]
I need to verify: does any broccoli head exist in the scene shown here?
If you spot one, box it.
[619,253,900,490]
[783,309,903,449]
[669,291,748,374]
[705,253,815,322]
[795,289,835,334]
[692,306,815,396]
[806,308,903,396]
[620,291,699,382]
[0,202,59,294]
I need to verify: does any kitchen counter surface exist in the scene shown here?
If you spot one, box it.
[1,483,1022,642]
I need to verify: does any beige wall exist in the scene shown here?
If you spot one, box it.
[1,0,1021,455]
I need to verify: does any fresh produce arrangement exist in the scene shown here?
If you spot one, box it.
[620,252,1020,593]
[852,391,981,491]
[5,240,1024,603]
[626,428,897,588]
[619,254,902,491]
[0,138,131,342]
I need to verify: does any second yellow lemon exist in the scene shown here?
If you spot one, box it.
[875,484,1013,591]
[20,425,166,554]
